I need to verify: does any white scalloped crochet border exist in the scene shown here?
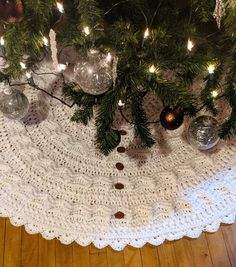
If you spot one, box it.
[4,210,236,251]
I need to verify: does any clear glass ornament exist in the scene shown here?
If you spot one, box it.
[187,115,220,150]
[0,88,29,120]
[74,50,113,95]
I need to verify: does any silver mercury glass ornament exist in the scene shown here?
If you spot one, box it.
[73,50,113,95]
[187,115,220,150]
[0,87,29,120]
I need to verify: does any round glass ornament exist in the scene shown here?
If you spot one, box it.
[0,88,29,120]
[187,115,220,150]
[74,50,113,95]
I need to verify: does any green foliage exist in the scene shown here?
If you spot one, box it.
[219,58,236,139]
[201,64,223,115]
[129,86,155,147]
[1,0,236,154]
[95,88,121,155]
[71,106,93,125]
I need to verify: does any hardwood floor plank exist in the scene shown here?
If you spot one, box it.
[221,224,236,267]
[1,221,236,267]
[206,230,231,267]
[55,240,73,267]
[173,238,195,267]
[189,233,213,267]
[90,244,107,254]
[0,218,6,267]
[73,243,90,267]
[39,236,56,267]
[3,219,21,267]
[140,244,159,267]
[123,246,142,267]
[21,229,39,267]
[107,246,125,267]
[157,241,177,267]
[90,252,108,267]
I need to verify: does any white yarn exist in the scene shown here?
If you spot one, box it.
[0,61,235,251]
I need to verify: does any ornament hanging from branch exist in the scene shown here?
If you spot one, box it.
[73,50,113,95]
[160,107,184,130]
[213,0,226,29]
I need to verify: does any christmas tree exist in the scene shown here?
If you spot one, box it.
[0,0,235,155]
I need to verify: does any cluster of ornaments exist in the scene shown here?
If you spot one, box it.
[159,106,219,150]
[0,0,221,152]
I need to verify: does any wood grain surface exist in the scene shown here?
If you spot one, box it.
[0,218,235,267]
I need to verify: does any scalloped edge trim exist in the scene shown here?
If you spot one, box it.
[5,211,236,251]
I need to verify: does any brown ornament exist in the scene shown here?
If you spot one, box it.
[160,107,184,130]
[0,0,23,24]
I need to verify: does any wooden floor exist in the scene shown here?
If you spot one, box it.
[0,218,235,267]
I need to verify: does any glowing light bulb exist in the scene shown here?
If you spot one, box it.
[90,49,97,54]
[20,62,26,69]
[211,90,218,98]
[83,26,90,36]
[43,36,49,46]
[26,71,31,78]
[58,64,66,72]
[56,2,64,13]
[106,52,112,62]
[118,100,125,107]
[0,36,4,46]
[187,39,194,51]
[87,67,93,74]
[144,28,150,39]
[149,65,156,73]
[208,64,215,74]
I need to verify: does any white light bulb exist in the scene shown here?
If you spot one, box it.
[58,64,66,72]
[0,36,5,46]
[144,28,150,39]
[211,90,218,98]
[89,49,98,55]
[83,26,90,36]
[149,65,156,73]
[118,100,125,107]
[208,64,215,74]
[20,62,26,69]
[106,52,112,62]
[43,36,49,46]
[187,39,194,51]
[87,67,93,74]
[56,2,64,13]
[26,72,31,78]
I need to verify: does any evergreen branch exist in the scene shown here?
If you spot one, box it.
[95,88,121,155]
[200,64,223,115]
[71,106,94,125]
[219,108,236,139]
[148,76,195,110]
[63,83,97,106]
[129,85,155,147]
